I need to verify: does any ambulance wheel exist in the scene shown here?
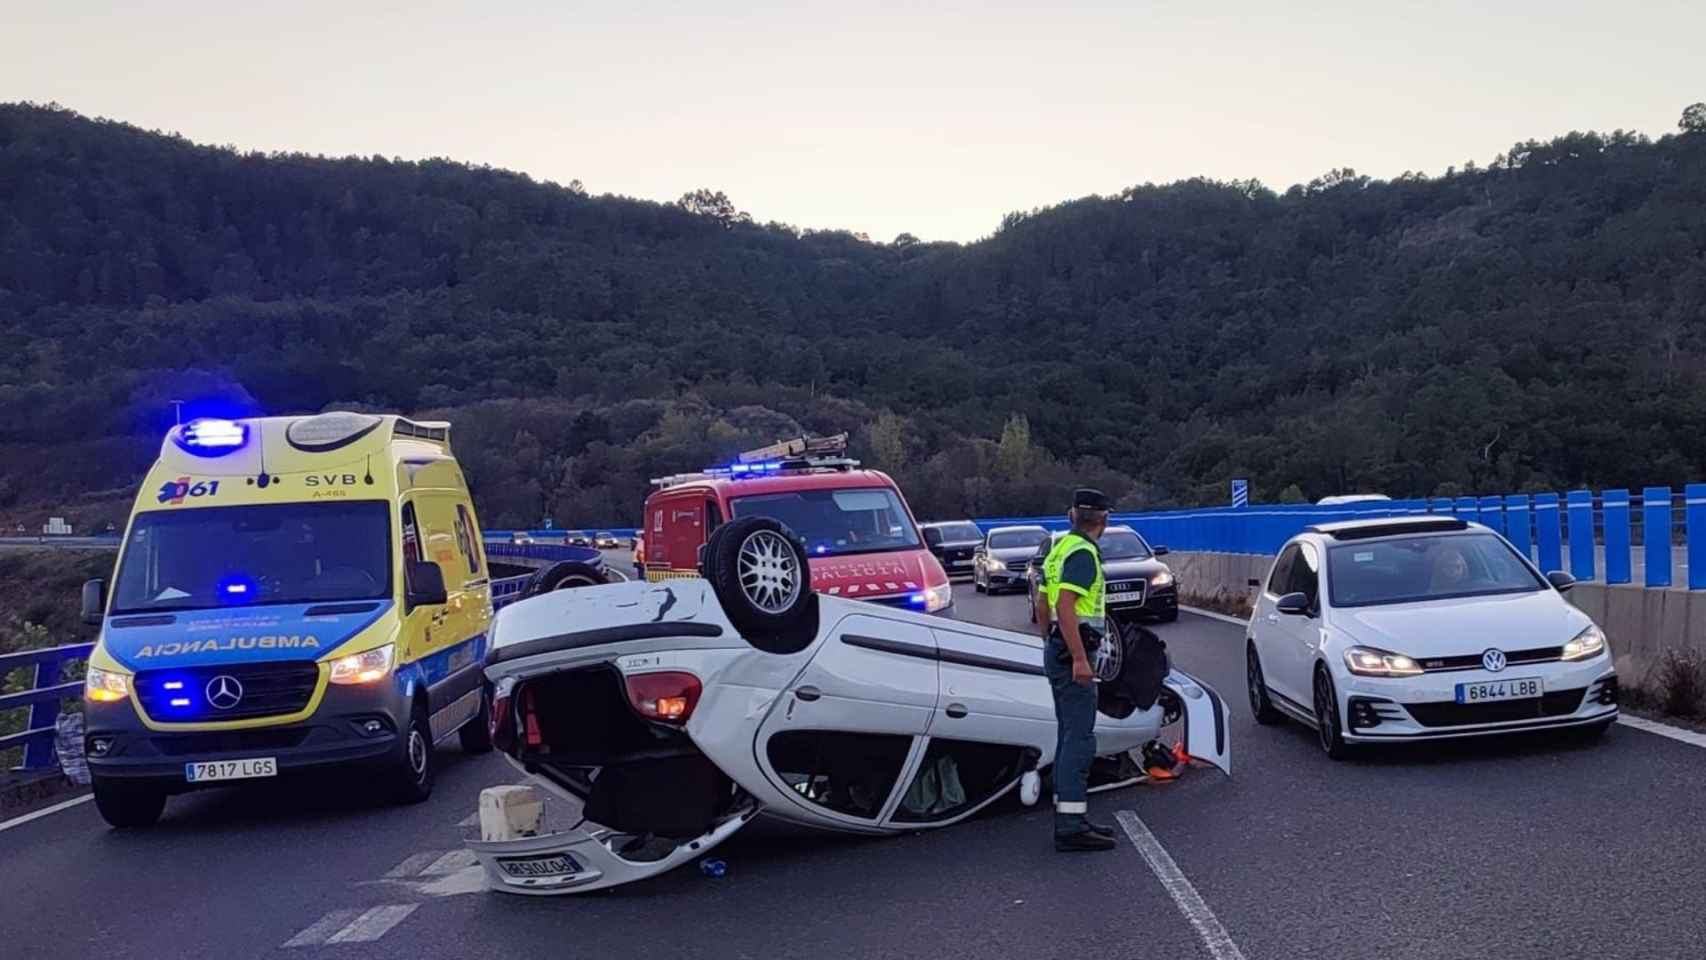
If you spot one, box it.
[704,516,819,654]
[459,683,494,754]
[389,702,435,804]
[92,777,166,828]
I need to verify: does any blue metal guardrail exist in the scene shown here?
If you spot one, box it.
[974,483,1706,591]
[1,642,93,771]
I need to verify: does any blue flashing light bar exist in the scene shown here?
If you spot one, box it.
[217,575,257,602]
[178,418,248,455]
[170,698,191,708]
[163,681,184,691]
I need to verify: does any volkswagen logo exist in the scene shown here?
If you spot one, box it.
[1482,648,1507,673]
[206,675,244,710]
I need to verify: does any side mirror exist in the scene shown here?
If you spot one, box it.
[1153,545,1169,556]
[406,561,448,609]
[81,579,105,625]
[1276,592,1312,616]
[1546,570,1576,593]
[1247,578,1262,588]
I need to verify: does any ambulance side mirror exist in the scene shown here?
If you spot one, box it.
[81,579,105,625]
[406,561,448,609]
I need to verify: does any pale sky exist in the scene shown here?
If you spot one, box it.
[4,0,1701,242]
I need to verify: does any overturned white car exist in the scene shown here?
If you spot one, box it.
[469,517,1231,894]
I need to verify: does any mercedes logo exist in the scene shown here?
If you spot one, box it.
[206,675,244,710]
[1482,648,1507,673]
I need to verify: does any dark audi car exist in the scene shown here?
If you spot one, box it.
[1027,525,1177,622]
[921,520,985,579]
[974,524,1051,594]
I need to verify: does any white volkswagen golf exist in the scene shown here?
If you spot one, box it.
[1245,517,1618,758]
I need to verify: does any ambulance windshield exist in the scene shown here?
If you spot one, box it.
[730,487,921,556]
[111,502,392,614]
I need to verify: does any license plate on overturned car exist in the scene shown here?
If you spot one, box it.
[185,757,277,783]
[1455,677,1543,704]
[497,853,582,880]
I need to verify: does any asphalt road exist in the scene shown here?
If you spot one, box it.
[4,582,1704,959]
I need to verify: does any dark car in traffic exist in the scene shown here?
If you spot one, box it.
[921,520,984,579]
[1026,525,1177,622]
[974,524,1052,594]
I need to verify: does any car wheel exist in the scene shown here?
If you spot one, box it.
[459,682,494,754]
[92,777,166,828]
[1312,667,1353,760]
[703,516,819,654]
[389,703,435,804]
[524,560,604,597]
[1246,642,1282,725]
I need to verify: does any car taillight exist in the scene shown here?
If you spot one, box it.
[625,671,702,724]
[490,681,515,753]
[523,683,542,747]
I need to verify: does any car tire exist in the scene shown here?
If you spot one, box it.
[389,702,435,804]
[459,683,494,754]
[702,516,819,654]
[1246,642,1283,726]
[523,560,605,597]
[91,777,167,828]
[1312,666,1354,760]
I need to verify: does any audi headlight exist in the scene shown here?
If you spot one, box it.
[1343,645,1423,678]
[85,666,130,703]
[329,643,396,685]
[1150,569,1174,588]
[1561,624,1606,662]
[923,583,953,613]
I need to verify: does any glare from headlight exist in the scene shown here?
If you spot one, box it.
[1343,645,1423,677]
[85,666,131,703]
[1150,570,1174,588]
[329,643,397,685]
[924,583,952,612]
[1562,624,1607,661]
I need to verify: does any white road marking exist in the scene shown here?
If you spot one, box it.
[421,849,477,875]
[385,850,451,878]
[1618,714,1706,749]
[458,811,481,827]
[282,909,362,948]
[1178,606,1250,628]
[0,794,91,833]
[324,904,419,944]
[1116,810,1248,960]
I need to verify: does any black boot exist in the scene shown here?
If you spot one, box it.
[1085,818,1117,839]
[1055,829,1118,852]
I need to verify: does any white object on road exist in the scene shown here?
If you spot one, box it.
[1019,770,1040,806]
[479,784,543,842]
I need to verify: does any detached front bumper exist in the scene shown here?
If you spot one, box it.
[1340,660,1618,742]
[84,682,408,790]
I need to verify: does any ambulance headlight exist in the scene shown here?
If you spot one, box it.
[175,418,248,455]
[329,644,396,685]
[85,667,131,703]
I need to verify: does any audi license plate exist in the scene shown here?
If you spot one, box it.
[185,757,277,783]
[497,853,582,880]
[1455,677,1543,704]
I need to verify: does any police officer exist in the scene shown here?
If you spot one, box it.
[1037,487,1117,852]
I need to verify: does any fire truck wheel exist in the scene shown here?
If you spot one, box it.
[704,516,818,654]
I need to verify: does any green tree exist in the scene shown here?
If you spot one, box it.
[1682,102,1706,134]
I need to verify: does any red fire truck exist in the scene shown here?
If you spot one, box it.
[641,434,953,614]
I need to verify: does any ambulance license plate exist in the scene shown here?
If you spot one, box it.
[185,757,278,783]
[1454,677,1542,704]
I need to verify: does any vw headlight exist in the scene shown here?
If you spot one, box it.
[923,583,953,613]
[1561,624,1606,661]
[329,643,396,685]
[1343,645,1423,678]
[1150,569,1174,588]
[85,666,131,703]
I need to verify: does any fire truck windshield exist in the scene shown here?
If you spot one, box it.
[729,488,921,556]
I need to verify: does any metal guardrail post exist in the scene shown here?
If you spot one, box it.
[1603,489,1632,585]
[1688,484,1706,591]
[1566,490,1595,580]
[1643,486,1672,588]
[22,657,62,769]
[1533,493,1562,573]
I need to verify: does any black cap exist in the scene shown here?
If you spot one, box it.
[1073,487,1111,512]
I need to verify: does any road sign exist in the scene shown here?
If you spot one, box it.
[1231,479,1249,509]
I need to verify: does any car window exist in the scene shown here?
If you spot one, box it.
[455,504,481,575]
[922,527,942,546]
[765,730,912,821]
[1098,529,1152,560]
[730,487,920,556]
[1327,532,1547,607]
[988,529,1047,550]
[892,738,1028,825]
[1267,545,1298,595]
[1288,543,1321,603]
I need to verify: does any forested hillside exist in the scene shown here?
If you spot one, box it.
[3,102,1705,528]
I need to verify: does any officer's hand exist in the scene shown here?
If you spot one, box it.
[1072,656,1094,686]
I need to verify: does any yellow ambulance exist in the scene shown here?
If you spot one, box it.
[80,412,494,827]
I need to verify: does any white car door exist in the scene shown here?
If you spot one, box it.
[754,611,939,829]
[1268,542,1325,709]
[1255,544,1309,709]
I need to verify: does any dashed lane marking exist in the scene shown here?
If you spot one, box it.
[385,851,453,878]
[282,910,362,948]
[1116,810,1248,960]
[421,849,477,875]
[324,905,419,944]
[1618,714,1706,750]
[0,794,91,833]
